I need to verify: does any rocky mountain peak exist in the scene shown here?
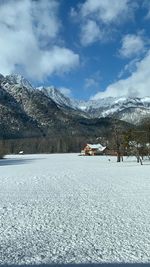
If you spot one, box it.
[2,74,34,92]
[37,86,78,109]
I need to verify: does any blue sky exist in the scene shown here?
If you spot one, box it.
[0,0,150,100]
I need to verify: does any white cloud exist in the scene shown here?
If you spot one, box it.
[91,50,150,99]
[81,20,101,46]
[36,46,79,79]
[31,0,60,41]
[0,0,79,80]
[81,0,132,24]
[85,78,99,89]
[75,0,137,46]
[84,70,101,89]
[143,0,150,19]
[59,87,72,97]
[119,34,146,58]
[70,7,78,20]
[118,58,139,78]
[146,10,150,19]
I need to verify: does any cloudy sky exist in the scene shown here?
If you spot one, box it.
[0,0,150,100]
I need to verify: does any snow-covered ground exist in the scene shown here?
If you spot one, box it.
[0,154,150,264]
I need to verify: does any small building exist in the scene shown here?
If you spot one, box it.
[83,143,107,156]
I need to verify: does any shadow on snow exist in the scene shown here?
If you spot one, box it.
[0,157,46,166]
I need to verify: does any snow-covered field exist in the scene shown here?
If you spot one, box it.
[0,154,150,264]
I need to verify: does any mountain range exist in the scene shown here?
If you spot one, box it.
[39,85,150,125]
[0,73,149,149]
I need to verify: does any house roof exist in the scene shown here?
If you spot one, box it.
[87,144,106,151]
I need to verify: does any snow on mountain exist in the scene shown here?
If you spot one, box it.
[38,86,150,124]
[80,97,117,110]
[1,73,150,125]
[99,97,150,118]
[37,86,78,110]
[82,97,150,114]
[2,74,34,92]
[0,73,136,141]
[82,97,150,124]
[37,86,117,112]
[115,107,150,124]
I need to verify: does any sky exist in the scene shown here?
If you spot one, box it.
[0,0,150,100]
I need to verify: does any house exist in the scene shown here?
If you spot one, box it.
[83,143,107,156]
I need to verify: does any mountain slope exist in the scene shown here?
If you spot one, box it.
[40,86,150,124]
[0,85,42,138]
[0,75,75,137]
[0,74,132,143]
[38,86,89,118]
[84,97,150,124]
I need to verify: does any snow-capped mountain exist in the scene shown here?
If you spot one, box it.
[82,96,150,123]
[38,86,117,112]
[37,86,90,118]
[2,74,34,92]
[1,73,131,142]
[37,86,78,109]
[38,86,150,124]
[1,73,150,126]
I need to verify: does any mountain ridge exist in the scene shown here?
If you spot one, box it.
[1,73,150,127]
[1,74,150,126]
[0,74,133,147]
[38,84,150,124]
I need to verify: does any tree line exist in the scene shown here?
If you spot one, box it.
[0,119,150,163]
[0,135,89,157]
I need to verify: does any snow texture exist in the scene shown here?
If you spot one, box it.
[0,154,150,264]
[5,74,34,92]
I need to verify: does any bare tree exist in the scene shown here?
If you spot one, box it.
[125,129,150,165]
[112,125,126,162]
